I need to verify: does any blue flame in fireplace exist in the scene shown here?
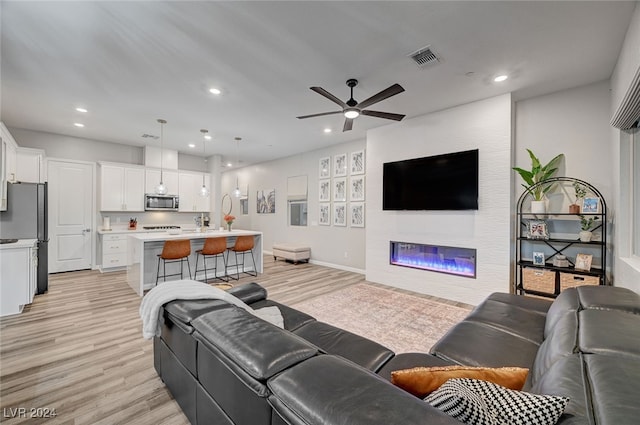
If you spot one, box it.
[390,242,476,278]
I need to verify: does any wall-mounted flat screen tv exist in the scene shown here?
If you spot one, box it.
[383,149,479,210]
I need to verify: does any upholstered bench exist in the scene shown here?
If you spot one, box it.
[272,243,310,264]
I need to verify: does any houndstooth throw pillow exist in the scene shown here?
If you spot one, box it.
[424,378,569,425]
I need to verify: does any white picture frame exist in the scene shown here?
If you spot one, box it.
[532,251,545,266]
[319,179,331,202]
[350,150,365,175]
[319,203,330,226]
[333,178,347,202]
[350,202,365,228]
[334,153,347,177]
[350,176,365,201]
[333,202,346,226]
[582,197,600,213]
[319,156,330,179]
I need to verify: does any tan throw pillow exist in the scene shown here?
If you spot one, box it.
[391,365,529,397]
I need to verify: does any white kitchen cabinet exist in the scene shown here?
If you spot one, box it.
[16,147,46,183]
[145,168,179,195]
[178,171,210,212]
[144,146,178,170]
[1,122,18,210]
[99,233,128,271]
[99,163,145,211]
[0,239,37,317]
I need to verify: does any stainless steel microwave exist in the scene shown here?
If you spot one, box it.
[145,194,179,211]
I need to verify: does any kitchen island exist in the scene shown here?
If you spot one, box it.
[126,229,263,296]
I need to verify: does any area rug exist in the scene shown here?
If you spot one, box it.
[291,284,472,354]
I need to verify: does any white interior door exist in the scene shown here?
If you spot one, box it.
[48,160,94,273]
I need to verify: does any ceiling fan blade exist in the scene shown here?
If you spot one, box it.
[361,110,406,121]
[310,87,349,108]
[297,111,343,119]
[343,118,354,132]
[356,83,405,109]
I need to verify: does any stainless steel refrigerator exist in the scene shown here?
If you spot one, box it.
[0,182,48,294]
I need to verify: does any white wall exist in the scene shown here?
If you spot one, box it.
[610,1,640,292]
[515,81,613,202]
[365,94,513,305]
[221,139,367,272]
[8,127,208,172]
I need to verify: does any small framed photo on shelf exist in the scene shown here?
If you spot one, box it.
[527,220,550,240]
[574,253,593,271]
[582,197,600,213]
[532,252,545,266]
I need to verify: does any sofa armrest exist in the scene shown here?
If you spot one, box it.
[268,355,462,425]
[228,282,268,304]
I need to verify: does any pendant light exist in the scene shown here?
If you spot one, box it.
[233,137,242,198]
[199,129,210,197]
[155,119,168,195]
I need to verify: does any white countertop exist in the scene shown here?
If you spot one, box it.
[128,229,262,242]
[97,224,202,235]
[0,239,38,250]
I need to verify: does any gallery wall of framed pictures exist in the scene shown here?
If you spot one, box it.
[318,149,366,228]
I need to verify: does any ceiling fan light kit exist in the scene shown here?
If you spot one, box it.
[297,78,405,131]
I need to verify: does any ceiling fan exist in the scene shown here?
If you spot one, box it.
[297,79,405,131]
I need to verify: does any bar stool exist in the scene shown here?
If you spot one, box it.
[195,237,229,284]
[156,239,192,285]
[226,235,257,280]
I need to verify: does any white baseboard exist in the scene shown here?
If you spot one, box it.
[264,250,364,275]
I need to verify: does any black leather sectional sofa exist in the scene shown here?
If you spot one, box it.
[153,283,640,425]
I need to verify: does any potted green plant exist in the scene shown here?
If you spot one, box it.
[513,149,564,214]
[569,182,587,214]
[578,214,599,242]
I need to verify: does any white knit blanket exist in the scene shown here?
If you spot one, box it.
[139,280,283,339]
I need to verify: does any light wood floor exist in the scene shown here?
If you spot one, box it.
[0,256,468,424]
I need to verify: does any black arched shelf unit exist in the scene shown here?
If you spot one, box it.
[514,177,608,298]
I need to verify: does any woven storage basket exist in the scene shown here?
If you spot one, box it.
[559,272,599,291]
[522,267,556,294]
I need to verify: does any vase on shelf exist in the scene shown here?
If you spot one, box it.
[569,204,580,214]
[531,200,546,214]
[579,230,592,242]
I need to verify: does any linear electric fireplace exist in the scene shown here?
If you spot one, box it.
[390,241,476,278]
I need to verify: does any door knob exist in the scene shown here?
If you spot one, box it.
[82,228,91,233]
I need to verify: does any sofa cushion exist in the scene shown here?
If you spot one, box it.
[579,309,640,358]
[425,378,569,425]
[544,288,581,337]
[485,292,552,315]
[268,355,462,425]
[293,321,394,372]
[192,306,318,380]
[464,298,547,344]
[430,321,540,368]
[575,285,640,314]
[391,365,529,397]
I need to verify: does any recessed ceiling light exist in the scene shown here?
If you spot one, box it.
[74,123,84,128]
[75,107,88,113]
[209,88,221,95]
[494,75,508,82]
[188,143,196,148]
[227,162,233,167]
[204,134,212,140]
[324,128,332,133]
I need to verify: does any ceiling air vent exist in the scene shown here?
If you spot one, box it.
[141,133,159,140]
[409,45,440,68]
